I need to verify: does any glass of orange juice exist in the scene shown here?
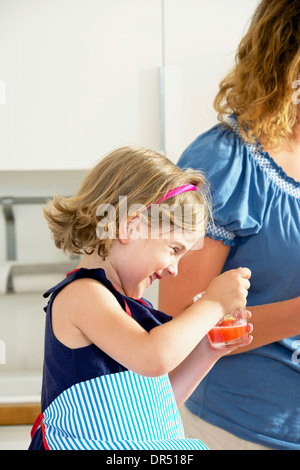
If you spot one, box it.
[193,292,248,348]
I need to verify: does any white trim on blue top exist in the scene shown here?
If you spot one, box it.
[227,115,300,199]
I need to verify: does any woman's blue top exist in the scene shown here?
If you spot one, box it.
[29,268,171,450]
[178,115,300,450]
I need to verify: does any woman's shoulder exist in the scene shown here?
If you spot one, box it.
[179,119,244,167]
[178,118,268,244]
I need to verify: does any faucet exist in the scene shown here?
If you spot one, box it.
[0,340,6,364]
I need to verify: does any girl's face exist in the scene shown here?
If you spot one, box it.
[111,224,200,299]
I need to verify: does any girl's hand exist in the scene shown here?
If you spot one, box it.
[203,267,251,316]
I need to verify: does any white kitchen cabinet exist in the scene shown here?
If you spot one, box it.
[0,0,162,170]
[0,0,260,169]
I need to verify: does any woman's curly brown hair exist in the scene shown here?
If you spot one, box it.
[214,0,300,148]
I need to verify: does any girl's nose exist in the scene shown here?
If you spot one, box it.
[167,263,178,277]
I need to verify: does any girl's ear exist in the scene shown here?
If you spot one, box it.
[118,212,142,244]
[118,213,130,244]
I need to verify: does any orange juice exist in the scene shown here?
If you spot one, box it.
[208,314,248,348]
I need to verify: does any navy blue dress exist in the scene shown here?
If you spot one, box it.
[29,268,171,450]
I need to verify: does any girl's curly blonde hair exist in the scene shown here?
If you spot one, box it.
[214,0,300,148]
[43,146,210,259]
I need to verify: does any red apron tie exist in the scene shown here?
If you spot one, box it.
[30,413,43,439]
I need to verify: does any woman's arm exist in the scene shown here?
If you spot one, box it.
[158,237,230,317]
[158,237,300,353]
[232,298,300,353]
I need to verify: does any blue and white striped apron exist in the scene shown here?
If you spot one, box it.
[32,370,207,450]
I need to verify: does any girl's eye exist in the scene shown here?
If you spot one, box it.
[171,246,179,255]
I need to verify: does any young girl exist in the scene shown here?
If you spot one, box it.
[29,146,252,450]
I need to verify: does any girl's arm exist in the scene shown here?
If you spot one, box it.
[169,316,253,407]
[158,237,300,352]
[53,265,250,378]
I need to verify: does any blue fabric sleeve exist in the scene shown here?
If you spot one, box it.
[178,124,266,246]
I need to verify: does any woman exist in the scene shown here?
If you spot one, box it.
[159,0,300,450]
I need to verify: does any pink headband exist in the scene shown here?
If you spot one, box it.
[148,184,197,209]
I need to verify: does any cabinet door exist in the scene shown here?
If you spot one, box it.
[0,0,162,170]
[163,0,259,160]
